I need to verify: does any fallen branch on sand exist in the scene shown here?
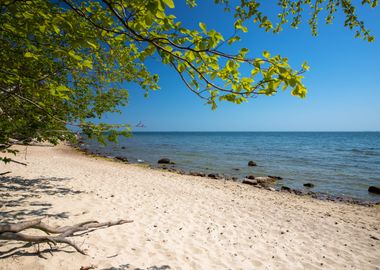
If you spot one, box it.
[0,218,133,255]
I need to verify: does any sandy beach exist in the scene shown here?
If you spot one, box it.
[0,144,379,270]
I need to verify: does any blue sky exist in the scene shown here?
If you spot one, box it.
[104,1,380,131]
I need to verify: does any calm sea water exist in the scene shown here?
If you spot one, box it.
[83,132,380,202]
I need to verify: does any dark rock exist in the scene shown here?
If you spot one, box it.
[115,156,128,162]
[255,176,277,186]
[190,171,206,177]
[233,168,240,171]
[207,173,220,179]
[246,175,255,180]
[268,175,283,180]
[121,146,126,149]
[293,189,304,196]
[242,179,258,186]
[281,186,292,192]
[158,158,175,164]
[231,177,238,181]
[304,183,315,188]
[248,160,257,167]
[368,186,380,194]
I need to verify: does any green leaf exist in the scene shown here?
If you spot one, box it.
[52,24,60,34]
[82,59,93,69]
[178,63,186,72]
[87,41,98,49]
[227,60,235,70]
[240,48,249,54]
[162,0,175,8]
[263,51,270,58]
[199,22,207,34]
[24,52,38,59]
[68,50,83,61]
[302,61,310,71]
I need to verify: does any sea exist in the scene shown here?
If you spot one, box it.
[82,132,380,202]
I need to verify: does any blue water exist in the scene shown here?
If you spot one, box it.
[83,132,380,202]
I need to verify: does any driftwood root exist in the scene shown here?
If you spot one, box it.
[0,218,133,255]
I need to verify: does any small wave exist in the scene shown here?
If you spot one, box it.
[350,149,380,156]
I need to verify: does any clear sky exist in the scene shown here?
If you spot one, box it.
[103,1,380,131]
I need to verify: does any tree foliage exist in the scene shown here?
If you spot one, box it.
[0,0,377,162]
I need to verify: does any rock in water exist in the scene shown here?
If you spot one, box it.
[246,175,255,180]
[158,158,174,164]
[268,175,283,180]
[115,156,128,162]
[303,183,315,188]
[242,179,258,186]
[207,173,220,179]
[281,186,292,192]
[255,176,277,186]
[248,160,257,166]
[189,171,206,177]
[368,186,380,194]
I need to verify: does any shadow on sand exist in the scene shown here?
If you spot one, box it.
[101,265,171,270]
[0,175,83,258]
[0,175,82,222]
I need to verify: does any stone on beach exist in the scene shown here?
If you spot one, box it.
[158,158,175,164]
[281,186,292,192]
[207,173,221,179]
[115,156,128,162]
[243,176,277,187]
[255,176,277,186]
[242,179,258,186]
[189,171,206,177]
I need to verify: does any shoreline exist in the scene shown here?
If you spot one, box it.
[76,144,380,207]
[1,144,380,270]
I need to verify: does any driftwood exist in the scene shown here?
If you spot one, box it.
[0,218,133,255]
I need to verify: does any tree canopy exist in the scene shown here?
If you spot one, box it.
[0,0,377,162]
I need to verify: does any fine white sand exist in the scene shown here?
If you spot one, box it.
[0,144,379,270]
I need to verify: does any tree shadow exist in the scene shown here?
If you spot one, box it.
[101,265,171,270]
[0,242,76,259]
[0,175,82,222]
[0,175,85,258]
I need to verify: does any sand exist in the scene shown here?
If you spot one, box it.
[0,144,379,270]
